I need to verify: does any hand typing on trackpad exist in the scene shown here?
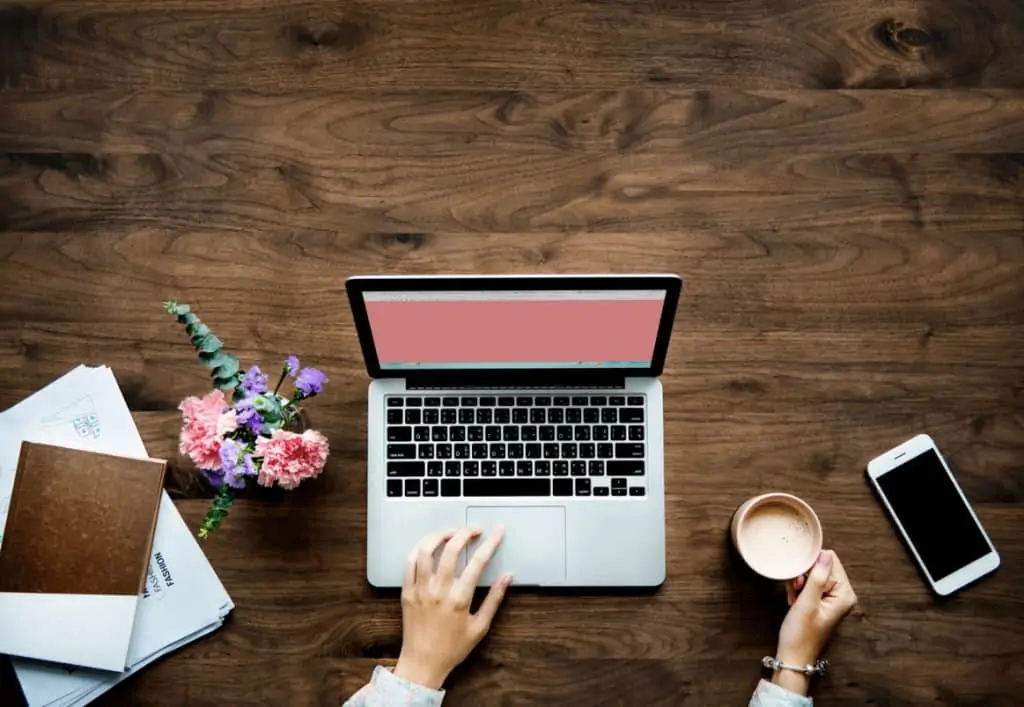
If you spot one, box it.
[465,507,566,586]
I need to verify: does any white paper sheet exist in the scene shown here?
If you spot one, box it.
[0,366,233,707]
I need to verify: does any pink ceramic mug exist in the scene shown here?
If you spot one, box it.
[730,493,823,581]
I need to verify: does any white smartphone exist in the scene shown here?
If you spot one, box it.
[866,434,1000,596]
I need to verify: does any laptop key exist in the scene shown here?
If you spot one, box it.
[461,397,478,406]
[454,444,470,459]
[489,443,506,458]
[554,396,570,406]
[553,478,573,496]
[441,409,457,424]
[516,397,532,406]
[406,397,423,406]
[498,396,515,406]
[508,443,524,459]
[503,426,519,441]
[540,426,556,441]
[629,487,646,496]
[620,409,644,423]
[387,480,402,497]
[526,443,542,459]
[436,444,452,459]
[601,409,617,423]
[464,461,479,477]
[571,461,586,476]
[553,461,569,476]
[458,409,475,424]
[543,443,560,459]
[471,443,488,459]
[597,443,614,458]
[561,443,578,458]
[463,479,551,497]
[445,461,461,477]
[557,426,573,441]
[486,426,502,441]
[593,486,610,496]
[588,460,605,476]
[610,396,626,406]
[441,479,460,497]
[608,460,645,476]
[481,461,497,476]
[414,426,430,441]
[566,409,582,423]
[530,408,545,424]
[476,409,492,424]
[425,397,441,407]
[431,427,448,442]
[535,460,551,476]
[535,396,551,406]
[590,396,607,405]
[612,478,627,489]
[627,396,644,406]
[387,410,403,424]
[499,461,515,477]
[616,443,645,458]
[388,427,412,442]
[628,426,644,441]
[443,397,459,407]
[387,461,425,477]
[548,409,564,424]
[611,426,627,441]
[584,408,600,423]
[574,426,591,441]
[423,479,439,497]
[450,426,466,442]
[512,408,528,424]
[427,461,443,477]
[580,443,595,458]
[575,478,591,496]
[521,425,538,441]
[479,396,496,406]
[388,444,417,459]
[424,410,440,424]
[405,479,421,497]
[517,461,533,476]
[469,426,484,441]
[572,396,588,406]
[612,487,628,496]
[495,409,512,424]
[404,409,421,425]
[593,425,609,440]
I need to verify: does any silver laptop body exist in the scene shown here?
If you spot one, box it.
[348,274,682,588]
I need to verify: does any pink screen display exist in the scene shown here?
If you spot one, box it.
[365,291,665,368]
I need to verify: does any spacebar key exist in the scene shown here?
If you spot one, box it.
[607,460,645,476]
[463,479,551,497]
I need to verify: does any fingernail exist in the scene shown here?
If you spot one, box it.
[502,573,514,587]
[816,551,833,567]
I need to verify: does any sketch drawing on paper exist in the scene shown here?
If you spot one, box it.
[40,396,102,439]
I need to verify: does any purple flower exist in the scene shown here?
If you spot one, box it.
[295,368,328,397]
[225,467,247,489]
[285,356,300,377]
[242,454,258,477]
[240,365,268,397]
[219,438,241,474]
[202,468,226,487]
[235,400,264,435]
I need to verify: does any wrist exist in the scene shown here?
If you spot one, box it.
[770,667,811,696]
[393,656,448,691]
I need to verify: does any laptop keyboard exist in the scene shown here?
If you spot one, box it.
[384,394,647,499]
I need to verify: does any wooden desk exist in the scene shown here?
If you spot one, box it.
[1,1,1023,704]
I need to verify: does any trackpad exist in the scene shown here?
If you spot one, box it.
[466,506,566,586]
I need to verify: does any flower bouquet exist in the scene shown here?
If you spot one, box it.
[164,301,330,539]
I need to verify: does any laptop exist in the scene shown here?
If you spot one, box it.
[347,274,682,588]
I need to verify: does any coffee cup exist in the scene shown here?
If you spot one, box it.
[730,492,823,581]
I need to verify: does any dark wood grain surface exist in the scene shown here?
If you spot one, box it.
[1,0,1023,705]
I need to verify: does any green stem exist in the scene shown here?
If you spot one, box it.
[197,483,235,540]
[272,367,288,395]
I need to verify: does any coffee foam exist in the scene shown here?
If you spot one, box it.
[738,501,816,579]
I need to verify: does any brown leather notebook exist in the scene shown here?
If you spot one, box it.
[0,441,166,670]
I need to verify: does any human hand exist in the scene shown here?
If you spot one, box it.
[773,550,857,694]
[393,527,513,690]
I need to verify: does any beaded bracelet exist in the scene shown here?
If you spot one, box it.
[762,656,829,676]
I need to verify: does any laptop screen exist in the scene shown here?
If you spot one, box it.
[364,289,667,370]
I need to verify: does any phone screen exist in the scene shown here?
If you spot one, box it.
[877,449,991,581]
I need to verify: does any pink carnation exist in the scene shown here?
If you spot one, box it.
[254,429,329,490]
[178,389,237,470]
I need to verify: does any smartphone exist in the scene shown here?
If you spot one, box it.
[866,434,1000,596]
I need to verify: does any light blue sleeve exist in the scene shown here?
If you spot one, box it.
[748,679,814,707]
[344,666,446,707]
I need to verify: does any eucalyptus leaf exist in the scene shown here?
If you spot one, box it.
[189,323,210,338]
[173,304,191,316]
[213,355,240,379]
[254,394,283,423]
[199,350,232,368]
[198,335,223,353]
[213,375,238,390]
[177,312,199,327]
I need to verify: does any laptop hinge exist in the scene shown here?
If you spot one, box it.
[403,371,628,391]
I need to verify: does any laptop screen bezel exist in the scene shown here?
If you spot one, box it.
[346,274,682,385]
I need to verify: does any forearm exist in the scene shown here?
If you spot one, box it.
[344,666,445,707]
